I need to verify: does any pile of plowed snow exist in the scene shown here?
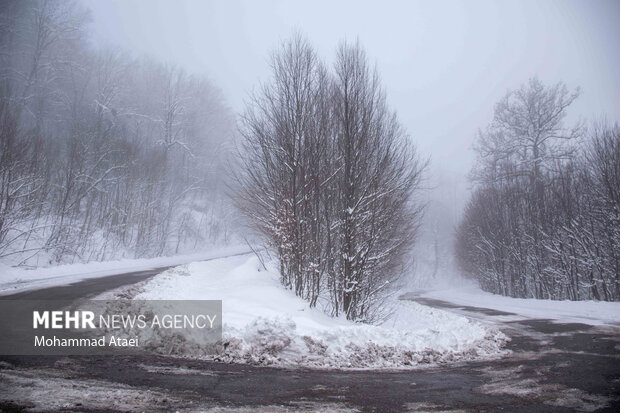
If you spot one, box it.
[124,255,507,368]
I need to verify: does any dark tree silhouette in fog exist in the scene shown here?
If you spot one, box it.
[457,78,619,301]
[237,35,425,320]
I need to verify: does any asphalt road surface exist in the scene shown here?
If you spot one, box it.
[0,266,619,412]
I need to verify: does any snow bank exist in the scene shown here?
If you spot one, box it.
[420,285,620,326]
[0,245,249,296]
[131,255,508,369]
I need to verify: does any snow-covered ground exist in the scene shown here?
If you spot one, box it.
[119,255,508,369]
[0,245,249,296]
[418,284,620,327]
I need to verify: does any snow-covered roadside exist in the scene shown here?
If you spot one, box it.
[119,255,508,369]
[0,245,249,296]
[419,285,620,326]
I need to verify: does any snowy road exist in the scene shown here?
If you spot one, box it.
[0,246,252,296]
[0,266,168,301]
[1,270,619,412]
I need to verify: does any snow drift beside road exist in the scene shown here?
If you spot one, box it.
[419,286,620,327]
[0,246,249,296]
[131,255,508,369]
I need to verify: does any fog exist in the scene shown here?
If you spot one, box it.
[76,0,620,290]
[83,0,620,209]
[2,3,619,405]
[1,0,618,296]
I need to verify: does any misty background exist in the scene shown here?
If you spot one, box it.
[1,0,618,287]
[81,0,619,284]
[84,0,620,178]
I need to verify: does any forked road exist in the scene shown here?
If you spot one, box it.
[0,263,619,412]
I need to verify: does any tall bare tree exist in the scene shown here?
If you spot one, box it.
[458,77,619,301]
[0,0,237,265]
[237,36,425,320]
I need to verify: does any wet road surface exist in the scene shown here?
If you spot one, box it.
[0,272,619,412]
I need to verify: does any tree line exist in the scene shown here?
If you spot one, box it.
[456,78,619,301]
[0,0,236,265]
[236,35,426,321]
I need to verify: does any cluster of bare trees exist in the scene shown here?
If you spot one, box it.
[0,0,236,265]
[456,78,619,301]
[237,36,425,321]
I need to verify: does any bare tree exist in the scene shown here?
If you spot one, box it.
[331,41,425,320]
[237,36,425,320]
[0,1,237,265]
[236,34,330,303]
[458,77,619,301]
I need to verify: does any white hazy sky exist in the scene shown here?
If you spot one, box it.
[82,0,620,210]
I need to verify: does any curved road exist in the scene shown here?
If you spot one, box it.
[0,266,618,412]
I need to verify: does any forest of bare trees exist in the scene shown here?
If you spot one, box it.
[456,78,620,301]
[236,36,425,321]
[4,1,616,310]
[0,0,236,266]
